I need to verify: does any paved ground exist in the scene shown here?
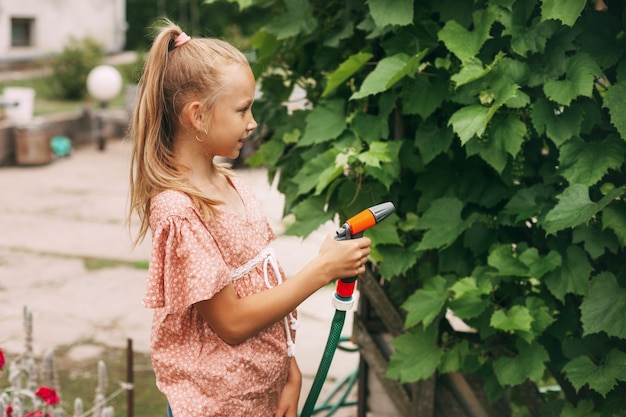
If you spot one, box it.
[0,138,361,414]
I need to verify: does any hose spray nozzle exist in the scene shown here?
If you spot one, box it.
[335,201,396,241]
[333,202,395,310]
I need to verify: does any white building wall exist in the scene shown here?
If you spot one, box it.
[0,0,127,62]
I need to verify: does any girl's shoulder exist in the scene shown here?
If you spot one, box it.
[150,190,198,221]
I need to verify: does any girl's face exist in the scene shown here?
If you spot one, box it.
[206,64,258,159]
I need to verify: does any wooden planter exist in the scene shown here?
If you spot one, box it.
[352,268,512,417]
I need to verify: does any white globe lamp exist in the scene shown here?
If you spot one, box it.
[86,65,123,150]
[87,65,123,103]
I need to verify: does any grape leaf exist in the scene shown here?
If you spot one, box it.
[540,0,586,27]
[448,105,490,144]
[518,248,562,279]
[559,137,626,187]
[602,203,626,246]
[386,326,443,383]
[562,349,626,396]
[544,245,592,301]
[298,99,346,146]
[263,0,317,39]
[603,81,626,140]
[560,400,601,417]
[531,99,584,147]
[285,195,335,237]
[543,53,602,106]
[438,7,498,63]
[402,275,448,328]
[488,244,528,277]
[494,341,549,386]
[543,184,624,234]
[580,272,626,339]
[367,0,414,28]
[491,305,534,333]
[322,52,373,98]
[417,197,475,250]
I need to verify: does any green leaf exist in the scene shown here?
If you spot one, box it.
[439,340,470,374]
[543,53,602,106]
[351,112,389,144]
[291,151,336,196]
[245,137,285,167]
[543,184,625,234]
[417,198,474,250]
[518,248,562,279]
[488,245,528,277]
[559,137,626,187]
[602,202,626,246]
[448,277,492,319]
[401,76,449,120]
[414,121,454,165]
[376,242,420,278]
[502,186,545,222]
[284,195,335,237]
[603,81,626,140]
[544,245,592,301]
[572,225,620,259]
[580,272,626,339]
[438,7,498,63]
[540,0,586,27]
[494,341,549,386]
[313,163,344,196]
[366,215,402,246]
[526,297,555,337]
[358,142,392,168]
[367,0,414,28]
[466,114,526,174]
[560,400,601,417]
[491,305,534,333]
[351,51,426,99]
[322,52,373,98]
[504,15,557,57]
[448,105,490,144]
[263,0,317,40]
[562,349,626,396]
[402,275,448,327]
[386,326,443,383]
[531,99,584,147]
[298,99,346,146]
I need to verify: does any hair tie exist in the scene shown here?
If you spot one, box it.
[173,32,191,48]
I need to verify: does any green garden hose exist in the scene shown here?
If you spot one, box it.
[299,309,346,417]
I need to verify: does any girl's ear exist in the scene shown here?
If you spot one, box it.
[182,100,206,132]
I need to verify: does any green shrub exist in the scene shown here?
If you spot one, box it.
[50,37,104,100]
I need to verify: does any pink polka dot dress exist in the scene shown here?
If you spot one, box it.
[143,176,297,417]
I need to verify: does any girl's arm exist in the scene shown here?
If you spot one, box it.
[194,233,370,344]
[275,357,302,417]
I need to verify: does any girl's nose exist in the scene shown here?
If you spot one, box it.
[247,116,258,132]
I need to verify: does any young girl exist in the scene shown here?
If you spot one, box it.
[128,21,371,417]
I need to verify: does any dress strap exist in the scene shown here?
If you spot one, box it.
[230,246,299,357]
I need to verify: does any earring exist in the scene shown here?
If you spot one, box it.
[195,129,208,142]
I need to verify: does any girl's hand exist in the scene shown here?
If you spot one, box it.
[316,233,372,284]
[275,358,302,417]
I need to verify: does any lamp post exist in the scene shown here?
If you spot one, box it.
[86,65,122,151]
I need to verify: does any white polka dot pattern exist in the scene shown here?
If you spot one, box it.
[143,177,297,416]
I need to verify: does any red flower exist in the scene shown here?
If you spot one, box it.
[5,405,13,417]
[35,386,59,405]
[0,347,5,370]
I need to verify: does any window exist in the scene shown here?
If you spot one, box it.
[11,18,35,47]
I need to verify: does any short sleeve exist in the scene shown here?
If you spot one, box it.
[143,214,231,314]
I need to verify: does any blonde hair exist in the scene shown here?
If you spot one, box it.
[128,19,250,246]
